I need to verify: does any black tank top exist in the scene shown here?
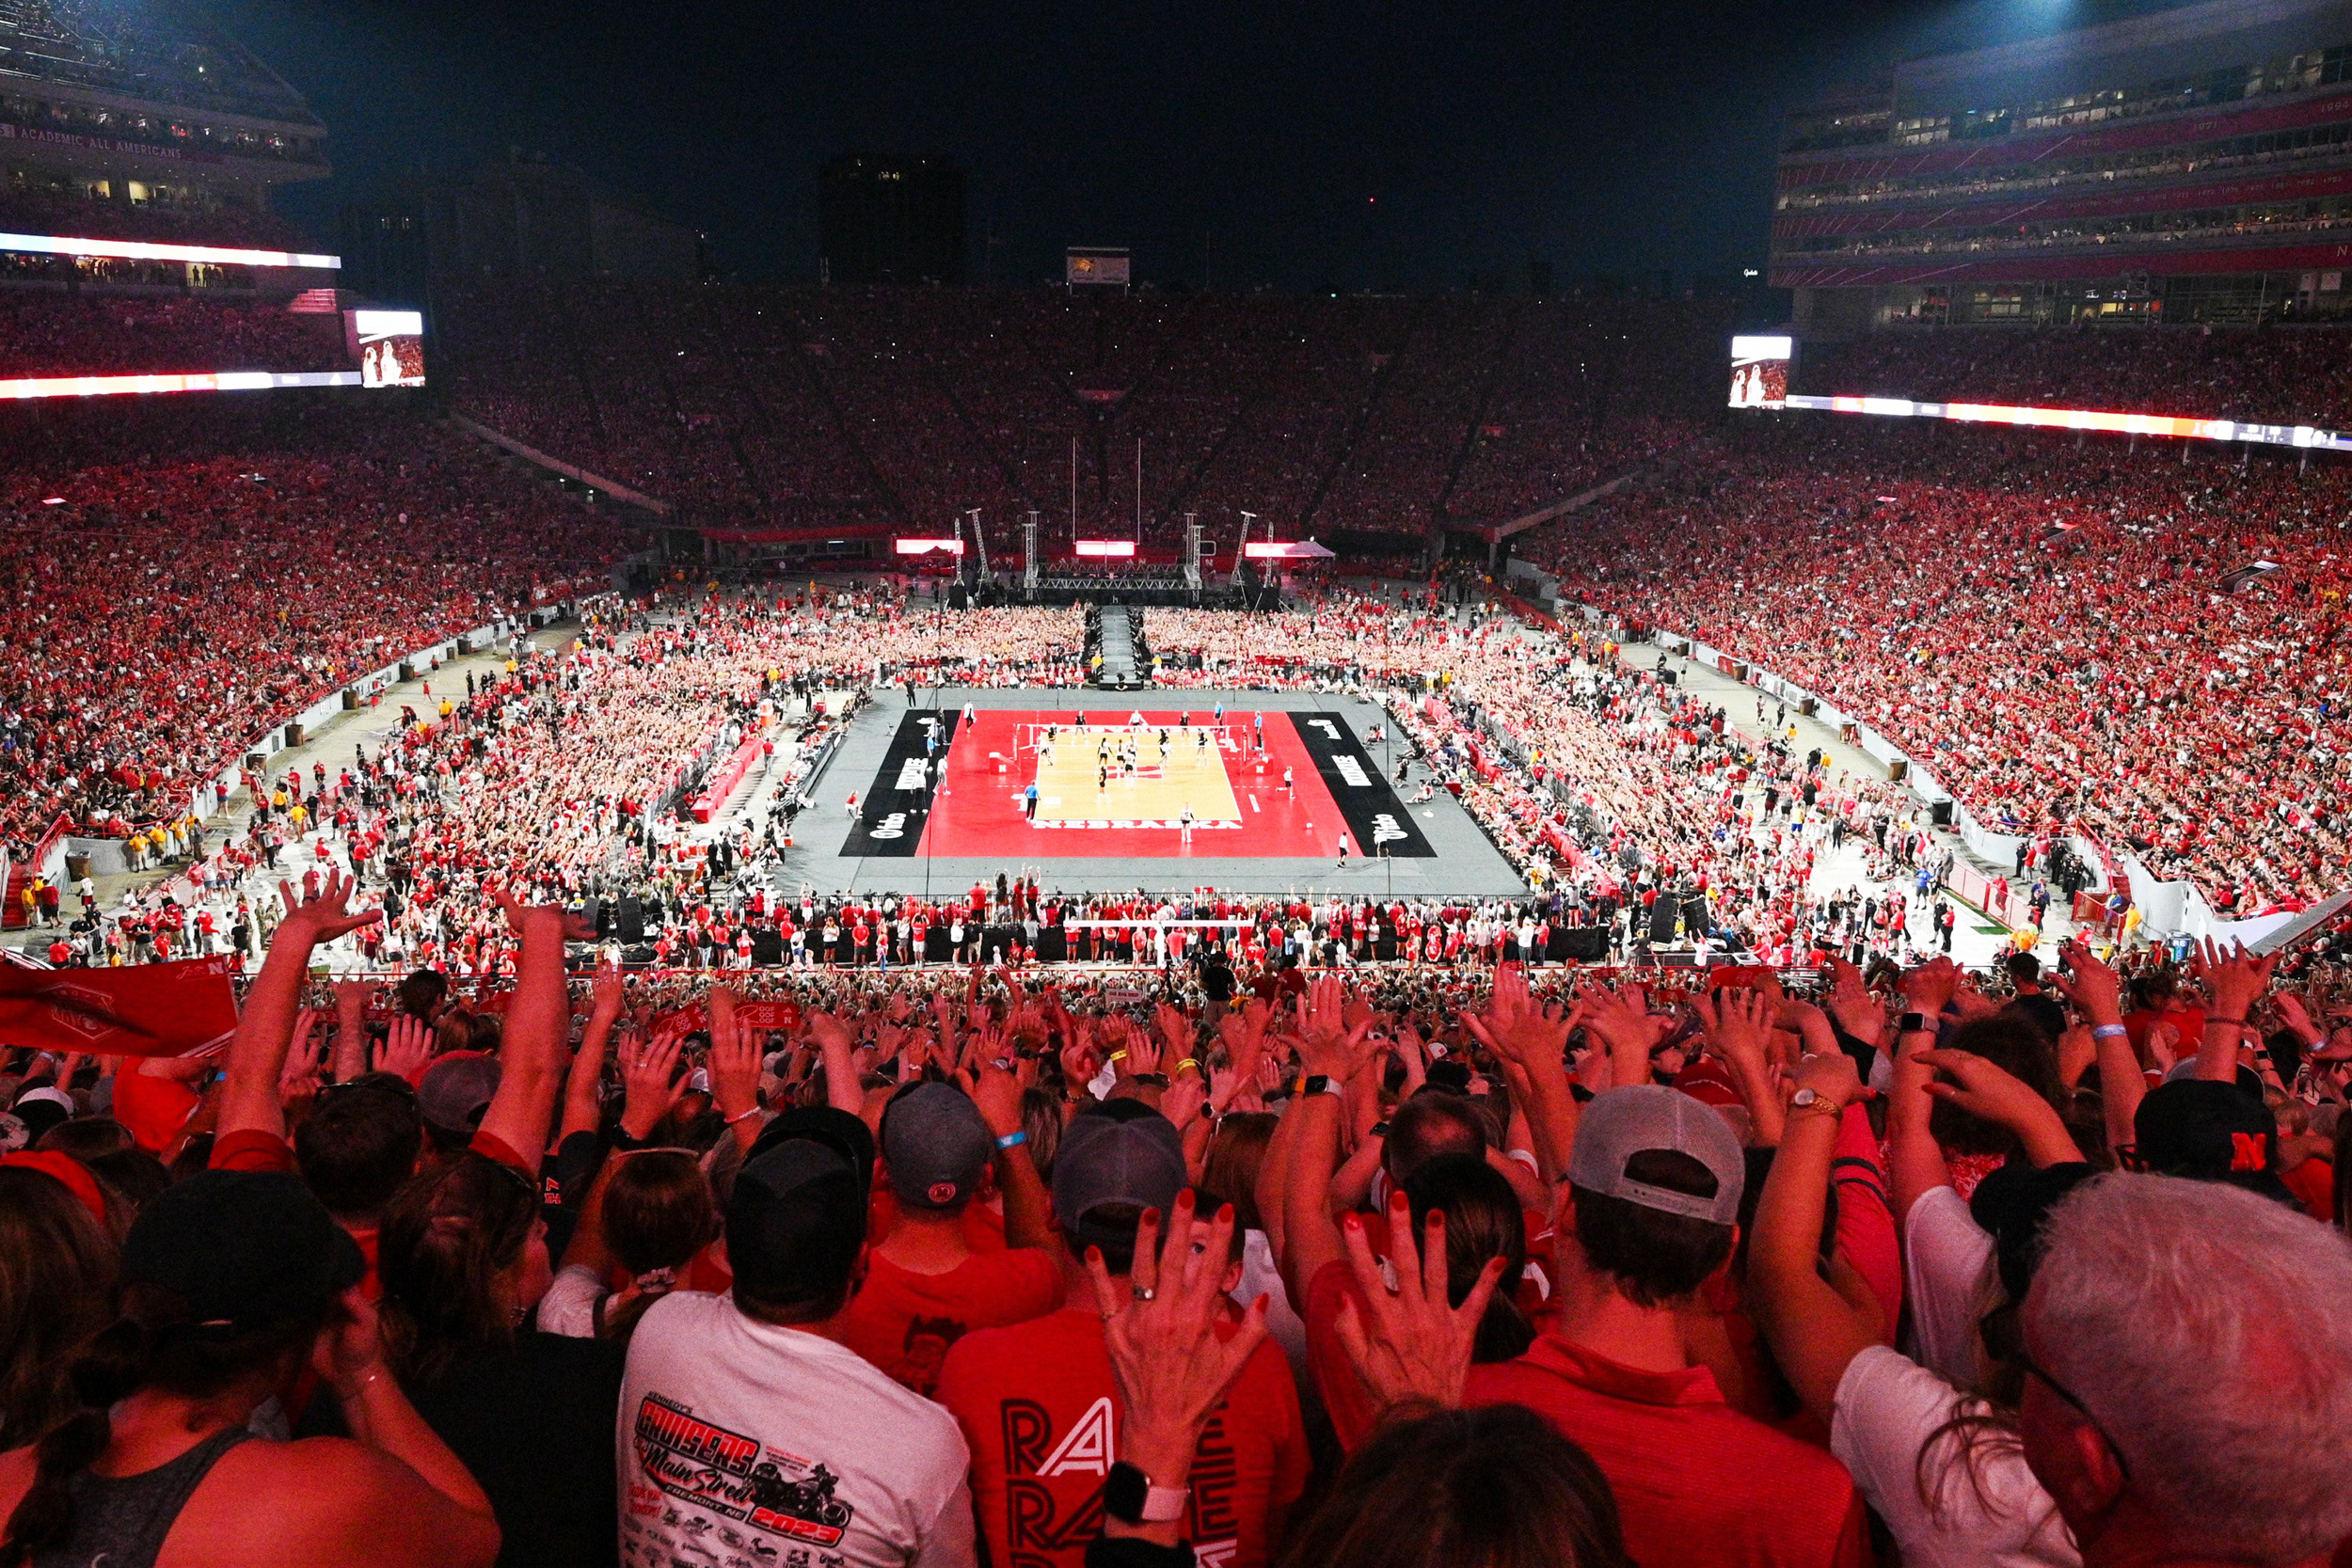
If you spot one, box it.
[32,1426,250,1568]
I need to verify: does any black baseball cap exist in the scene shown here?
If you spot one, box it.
[747,1105,875,1196]
[2133,1080,2298,1206]
[727,1138,867,1308]
[121,1170,365,1333]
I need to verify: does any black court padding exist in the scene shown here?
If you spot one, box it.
[840,708,946,857]
[1284,711,1436,858]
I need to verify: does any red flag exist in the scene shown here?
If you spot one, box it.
[0,957,239,1057]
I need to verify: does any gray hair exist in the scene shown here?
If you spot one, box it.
[2027,1174,2352,1565]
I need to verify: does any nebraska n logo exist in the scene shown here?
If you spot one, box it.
[1038,1397,1116,1477]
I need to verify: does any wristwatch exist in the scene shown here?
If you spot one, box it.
[1897,1012,1931,1036]
[1789,1087,1844,1118]
[1301,1073,1340,1097]
[1104,1460,1190,1525]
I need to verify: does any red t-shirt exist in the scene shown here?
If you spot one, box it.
[936,1306,1308,1568]
[1302,1259,1381,1452]
[838,1246,1060,1396]
[1466,1334,1867,1568]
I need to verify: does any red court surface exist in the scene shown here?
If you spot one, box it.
[919,708,1358,859]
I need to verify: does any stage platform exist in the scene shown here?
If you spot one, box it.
[771,688,1530,897]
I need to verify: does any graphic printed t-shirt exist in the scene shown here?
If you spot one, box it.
[618,1291,974,1568]
[935,1306,1309,1568]
[839,1247,1062,1395]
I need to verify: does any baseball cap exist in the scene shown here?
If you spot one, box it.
[1968,1159,2097,1304]
[1565,1085,1745,1226]
[726,1137,866,1307]
[747,1105,875,1196]
[121,1170,364,1332]
[2133,1080,2297,1204]
[418,1052,501,1134]
[882,1083,994,1211]
[1051,1101,1187,1250]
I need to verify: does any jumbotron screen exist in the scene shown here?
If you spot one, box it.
[350,309,426,388]
[1728,334,1790,410]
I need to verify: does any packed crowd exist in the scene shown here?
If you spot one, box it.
[1795,323,2352,432]
[4,872,2351,1568]
[0,295,347,380]
[0,401,642,858]
[433,283,1730,546]
[1523,419,2352,908]
[40,576,1993,985]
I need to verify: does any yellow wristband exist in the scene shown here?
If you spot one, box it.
[1176,1058,1200,1074]
[1108,1050,1127,1064]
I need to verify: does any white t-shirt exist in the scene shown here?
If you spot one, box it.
[540,1263,605,1339]
[1903,1184,1997,1388]
[1831,1346,2078,1568]
[618,1291,975,1568]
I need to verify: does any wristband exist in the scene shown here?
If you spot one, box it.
[2205,1016,2248,1027]
[994,1130,1028,1150]
[724,1105,764,1127]
[1175,1058,1200,1074]
[2091,1023,2128,1040]
[1108,1050,1128,1064]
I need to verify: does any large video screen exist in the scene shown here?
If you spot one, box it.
[349,309,425,388]
[1728,334,1790,410]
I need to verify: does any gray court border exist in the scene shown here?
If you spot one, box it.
[767,687,1532,898]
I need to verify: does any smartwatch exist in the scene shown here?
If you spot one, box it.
[1104,1460,1190,1525]
[1897,1012,1931,1036]
[1302,1074,1339,1097]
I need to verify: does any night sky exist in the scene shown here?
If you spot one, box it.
[208,0,2197,292]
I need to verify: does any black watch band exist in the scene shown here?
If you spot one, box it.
[1104,1460,1150,1526]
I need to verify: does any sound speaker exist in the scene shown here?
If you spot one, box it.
[1554,927,1611,962]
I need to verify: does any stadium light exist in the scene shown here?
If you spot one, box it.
[1073,540,1136,557]
[0,370,363,401]
[0,232,340,269]
[893,538,966,555]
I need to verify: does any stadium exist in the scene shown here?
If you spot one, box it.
[3,1,2352,1566]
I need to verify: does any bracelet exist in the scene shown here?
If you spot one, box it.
[995,1130,1028,1150]
[2205,1016,2248,1027]
[725,1105,764,1127]
[2091,1023,2128,1040]
[1175,1058,1200,1074]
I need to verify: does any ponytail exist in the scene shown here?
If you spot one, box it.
[1,1314,161,1567]
[0,1286,321,1568]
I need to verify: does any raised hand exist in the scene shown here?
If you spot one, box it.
[1297,974,1371,1080]
[278,1008,325,1110]
[617,1029,686,1138]
[1694,986,1776,1069]
[278,868,381,942]
[589,969,627,1020]
[707,986,761,1136]
[374,1011,435,1080]
[2190,937,2278,1022]
[1900,955,1962,1016]
[1333,1190,1505,1411]
[1085,1194,1269,1502]
[2047,939,2123,1025]
[1916,1047,2078,1165]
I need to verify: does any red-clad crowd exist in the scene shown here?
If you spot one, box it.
[0,402,642,857]
[6,879,2352,1568]
[0,295,349,380]
[1798,322,2352,432]
[1522,420,2352,908]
